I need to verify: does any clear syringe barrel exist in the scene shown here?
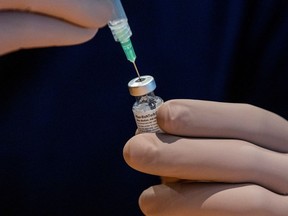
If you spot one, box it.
[107,0,136,62]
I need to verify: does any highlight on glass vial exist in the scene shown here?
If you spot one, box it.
[128,75,163,133]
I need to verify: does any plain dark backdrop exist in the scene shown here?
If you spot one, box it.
[0,0,288,215]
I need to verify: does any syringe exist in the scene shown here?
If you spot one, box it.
[107,0,141,79]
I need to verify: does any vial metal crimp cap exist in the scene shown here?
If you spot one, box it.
[128,75,156,96]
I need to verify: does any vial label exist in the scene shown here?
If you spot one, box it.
[133,108,161,133]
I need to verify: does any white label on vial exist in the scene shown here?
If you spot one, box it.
[133,109,161,133]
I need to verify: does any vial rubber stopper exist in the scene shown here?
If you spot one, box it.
[128,75,156,96]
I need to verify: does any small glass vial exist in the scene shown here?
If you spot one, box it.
[128,75,163,133]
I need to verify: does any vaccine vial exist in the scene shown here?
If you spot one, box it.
[128,75,163,133]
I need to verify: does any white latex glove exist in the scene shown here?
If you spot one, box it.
[124,99,288,216]
[0,0,112,55]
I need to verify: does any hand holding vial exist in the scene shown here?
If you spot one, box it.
[2,1,288,215]
[123,99,288,216]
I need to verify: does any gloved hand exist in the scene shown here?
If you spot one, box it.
[0,0,112,55]
[123,99,288,216]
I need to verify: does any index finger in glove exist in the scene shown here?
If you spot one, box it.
[0,0,112,55]
[157,99,288,152]
[124,133,259,183]
[0,12,97,55]
[139,183,287,216]
[0,0,112,28]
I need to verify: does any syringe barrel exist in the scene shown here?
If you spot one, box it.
[109,0,127,21]
[108,0,132,43]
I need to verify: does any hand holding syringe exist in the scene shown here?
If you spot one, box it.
[107,0,141,79]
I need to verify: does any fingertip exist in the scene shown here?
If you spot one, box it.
[157,99,187,134]
[157,100,173,132]
[122,137,132,165]
[123,134,160,172]
[74,0,113,28]
[138,186,158,215]
[139,184,177,216]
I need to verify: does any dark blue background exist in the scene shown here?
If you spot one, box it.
[1,0,288,215]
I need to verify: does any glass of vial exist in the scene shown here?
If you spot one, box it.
[128,75,163,133]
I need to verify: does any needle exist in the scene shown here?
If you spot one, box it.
[133,61,141,80]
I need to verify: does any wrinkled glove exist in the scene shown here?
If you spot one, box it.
[124,99,288,216]
[0,0,111,55]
